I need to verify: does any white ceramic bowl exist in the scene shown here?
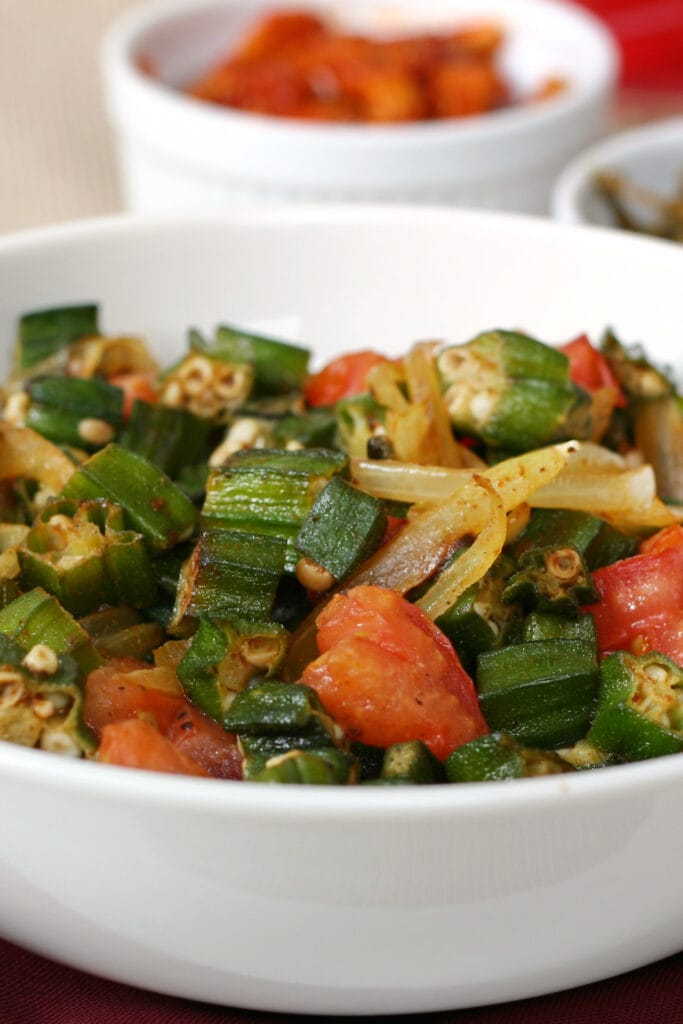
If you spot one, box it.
[1,206,683,1016]
[101,0,618,215]
[552,115,683,228]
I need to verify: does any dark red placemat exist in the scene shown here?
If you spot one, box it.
[0,938,681,1024]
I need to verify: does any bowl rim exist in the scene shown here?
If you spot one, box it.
[101,0,619,150]
[551,113,683,224]
[2,206,683,823]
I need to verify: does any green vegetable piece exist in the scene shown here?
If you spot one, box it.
[177,617,287,723]
[120,399,214,479]
[0,588,101,677]
[633,395,683,505]
[521,611,597,645]
[477,639,600,748]
[17,304,98,371]
[250,747,357,785]
[295,475,387,582]
[437,330,587,451]
[445,732,573,782]
[79,606,164,661]
[271,408,337,449]
[238,732,330,778]
[511,508,636,571]
[25,376,124,450]
[18,498,157,616]
[601,330,674,401]
[335,394,387,459]
[224,679,340,744]
[350,740,385,781]
[503,545,597,616]
[207,324,310,396]
[0,634,95,754]
[380,740,445,784]
[61,444,197,553]
[175,528,286,624]
[588,651,683,761]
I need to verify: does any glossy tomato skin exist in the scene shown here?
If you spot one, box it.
[584,535,683,666]
[301,585,488,760]
[99,719,210,776]
[304,351,388,408]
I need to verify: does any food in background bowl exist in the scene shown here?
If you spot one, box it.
[185,8,565,122]
[593,169,683,241]
[2,299,682,785]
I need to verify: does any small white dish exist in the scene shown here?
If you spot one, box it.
[552,114,683,229]
[100,0,618,215]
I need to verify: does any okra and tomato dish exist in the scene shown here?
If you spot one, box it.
[0,305,682,785]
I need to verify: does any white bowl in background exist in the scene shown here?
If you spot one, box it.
[100,0,618,215]
[552,115,683,228]
[1,206,683,1016]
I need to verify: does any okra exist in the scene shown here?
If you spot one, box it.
[177,617,287,722]
[511,508,636,571]
[335,394,387,459]
[0,588,101,677]
[633,395,683,505]
[503,545,598,616]
[477,639,600,748]
[120,399,214,479]
[174,528,287,625]
[16,304,99,372]
[378,740,445,784]
[295,475,387,583]
[249,747,357,784]
[61,444,197,553]
[79,606,164,661]
[203,324,310,396]
[0,633,95,755]
[521,610,597,645]
[437,330,588,451]
[24,376,124,450]
[445,732,573,783]
[588,651,683,761]
[601,330,674,401]
[224,679,340,742]
[18,498,157,616]
[271,408,337,449]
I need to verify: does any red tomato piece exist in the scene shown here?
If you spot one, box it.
[99,719,209,776]
[166,705,242,780]
[639,524,683,556]
[560,335,626,407]
[108,372,158,420]
[304,351,388,408]
[84,661,185,737]
[584,540,683,666]
[301,585,488,759]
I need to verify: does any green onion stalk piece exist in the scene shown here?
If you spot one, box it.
[0,633,95,755]
[0,587,101,678]
[18,498,157,617]
[503,545,598,617]
[16,304,99,372]
[61,444,198,554]
[436,330,588,451]
[444,732,573,783]
[477,638,600,749]
[588,650,683,761]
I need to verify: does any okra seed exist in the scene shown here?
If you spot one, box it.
[32,697,56,720]
[162,380,183,407]
[0,677,25,709]
[295,556,335,592]
[39,730,81,757]
[242,636,283,668]
[547,548,582,582]
[22,643,59,676]
[78,418,115,446]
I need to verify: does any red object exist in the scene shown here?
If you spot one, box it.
[98,718,211,776]
[560,335,626,407]
[301,584,487,759]
[304,350,388,407]
[583,531,683,665]
[107,372,158,419]
[84,660,186,735]
[575,1,683,89]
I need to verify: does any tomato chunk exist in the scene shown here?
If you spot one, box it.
[560,335,626,406]
[584,536,683,666]
[304,351,388,408]
[166,704,242,780]
[108,372,158,419]
[84,661,185,736]
[301,585,488,759]
[99,719,210,776]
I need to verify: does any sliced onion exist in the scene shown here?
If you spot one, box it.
[0,424,75,493]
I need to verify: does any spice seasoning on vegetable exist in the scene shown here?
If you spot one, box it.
[1,305,682,783]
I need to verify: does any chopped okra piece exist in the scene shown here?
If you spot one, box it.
[0,633,95,755]
[177,617,287,723]
[271,408,337,450]
[18,498,157,616]
[588,651,683,761]
[445,732,573,783]
[225,679,341,742]
[633,395,683,505]
[174,528,287,625]
[477,639,600,748]
[24,376,124,450]
[0,588,101,677]
[437,330,588,451]
[511,508,636,571]
[521,610,597,646]
[601,330,675,401]
[379,740,445,784]
[61,444,198,554]
[120,399,214,479]
[16,304,99,372]
[249,747,357,785]
[159,351,254,422]
[295,475,387,584]
[202,448,348,571]
[335,394,387,459]
[350,740,385,781]
[503,545,597,616]
[206,324,310,397]
[79,606,164,661]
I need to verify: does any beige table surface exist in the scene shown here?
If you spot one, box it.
[1,0,682,236]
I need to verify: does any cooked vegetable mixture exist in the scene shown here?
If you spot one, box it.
[1,306,682,784]
[184,9,565,122]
